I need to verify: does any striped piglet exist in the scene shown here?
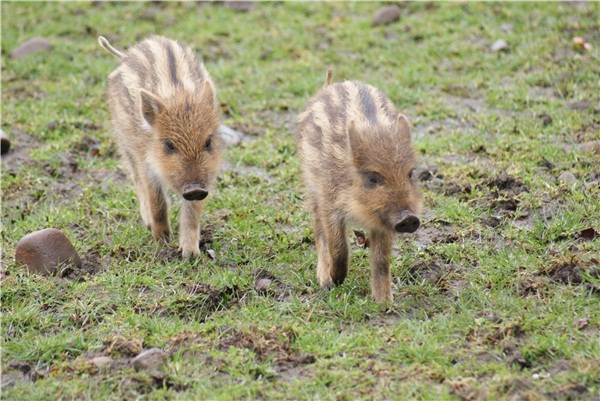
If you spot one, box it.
[99,35,223,258]
[296,71,423,302]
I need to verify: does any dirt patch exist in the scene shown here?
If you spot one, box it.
[61,251,107,278]
[251,267,290,301]
[547,383,590,400]
[402,259,464,286]
[537,256,600,286]
[0,360,52,390]
[413,224,459,247]
[217,325,316,375]
[163,282,243,322]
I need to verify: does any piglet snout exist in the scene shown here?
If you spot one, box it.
[182,183,208,201]
[394,210,420,233]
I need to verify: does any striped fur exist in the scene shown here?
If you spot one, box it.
[297,78,423,303]
[99,35,223,258]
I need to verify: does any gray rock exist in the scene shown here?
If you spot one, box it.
[254,278,272,293]
[490,39,509,52]
[372,5,401,27]
[579,141,600,154]
[15,228,82,276]
[220,125,244,147]
[223,1,255,12]
[89,356,114,372]
[558,171,579,186]
[11,37,52,59]
[500,24,513,32]
[132,348,166,372]
[1,129,10,155]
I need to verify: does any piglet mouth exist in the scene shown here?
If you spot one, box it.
[394,210,420,233]
[182,182,208,201]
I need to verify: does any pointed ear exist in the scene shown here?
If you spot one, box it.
[347,120,364,167]
[139,89,166,127]
[203,79,218,108]
[395,114,412,140]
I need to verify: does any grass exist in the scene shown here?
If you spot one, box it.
[1,2,599,400]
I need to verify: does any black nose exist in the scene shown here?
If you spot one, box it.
[182,183,208,201]
[394,212,420,233]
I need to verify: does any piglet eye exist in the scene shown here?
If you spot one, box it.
[205,137,213,151]
[164,140,176,153]
[364,171,383,188]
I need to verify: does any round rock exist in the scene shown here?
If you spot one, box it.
[558,171,579,186]
[1,129,10,155]
[11,37,52,59]
[372,5,401,27]
[491,39,509,52]
[132,348,166,372]
[254,278,272,293]
[15,228,82,276]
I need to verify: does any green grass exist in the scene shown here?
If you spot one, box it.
[2,2,599,400]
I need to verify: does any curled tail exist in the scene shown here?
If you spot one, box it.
[325,68,333,86]
[98,36,126,60]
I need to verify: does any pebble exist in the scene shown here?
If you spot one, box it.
[372,5,401,27]
[557,171,579,186]
[15,228,82,276]
[490,39,509,52]
[87,356,114,373]
[254,278,272,293]
[11,37,52,59]
[1,129,10,155]
[578,141,600,154]
[132,348,166,372]
[223,1,255,12]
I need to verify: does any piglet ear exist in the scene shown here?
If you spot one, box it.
[140,89,166,127]
[347,120,366,167]
[394,114,412,140]
[203,79,218,109]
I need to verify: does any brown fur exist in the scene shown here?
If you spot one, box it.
[99,35,223,258]
[297,78,422,302]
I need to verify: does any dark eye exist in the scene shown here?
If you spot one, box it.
[409,169,415,181]
[205,137,213,151]
[163,139,176,153]
[364,172,383,188]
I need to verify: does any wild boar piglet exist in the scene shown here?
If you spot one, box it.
[296,71,422,302]
[99,35,223,258]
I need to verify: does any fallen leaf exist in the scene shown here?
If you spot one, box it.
[354,230,369,248]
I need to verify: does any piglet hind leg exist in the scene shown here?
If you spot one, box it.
[369,229,394,303]
[179,199,203,258]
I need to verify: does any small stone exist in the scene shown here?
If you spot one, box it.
[223,1,255,12]
[574,317,589,330]
[372,5,401,27]
[412,165,434,181]
[1,129,10,155]
[140,7,160,21]
[491,39,509,52]
[500,24,513,32]
[15,228,82,276]
[578,141,600,154]
[11,37,52,59]
[132,348,166,372]
[538,113,553,127]
[558,171,579,186]
[254,278,272,293]
[220,125,244,147]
